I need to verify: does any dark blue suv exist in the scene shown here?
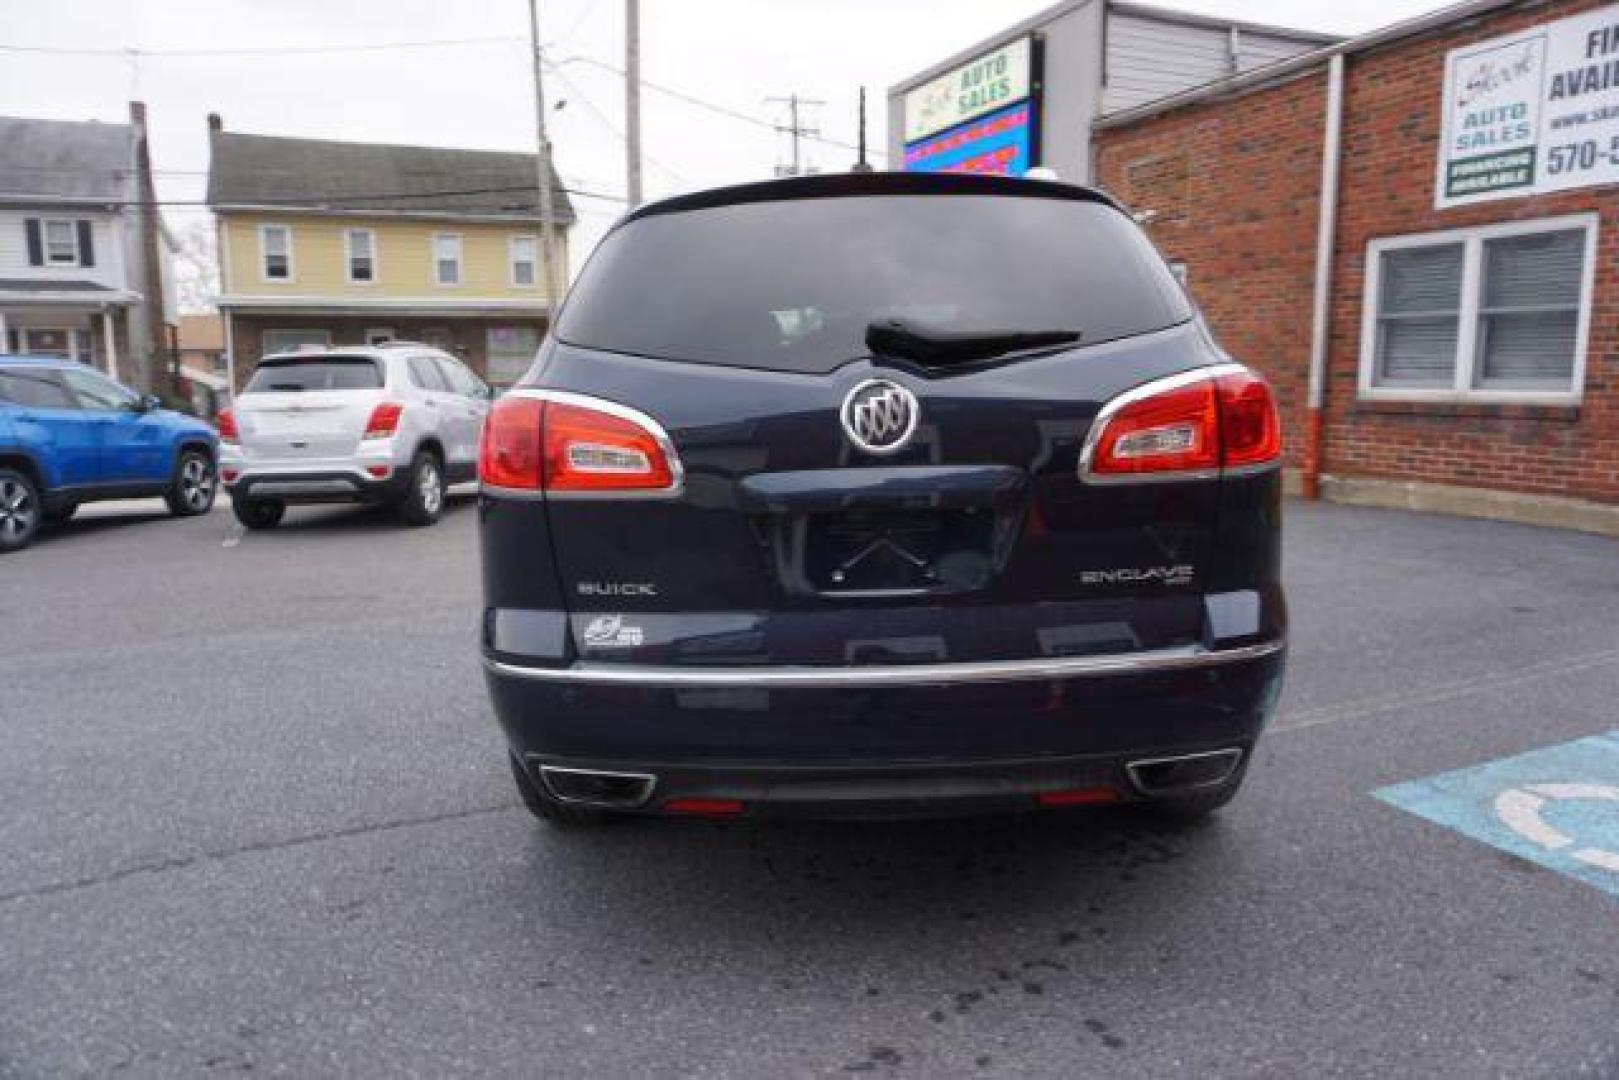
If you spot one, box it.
[0,356,219,552]
[479,173,1286,824]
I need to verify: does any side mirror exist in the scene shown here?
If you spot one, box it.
[139,393,162,412]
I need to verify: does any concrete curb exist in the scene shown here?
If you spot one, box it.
[1314,473,1619,538]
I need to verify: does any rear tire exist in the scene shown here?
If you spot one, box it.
[0,468,41,553]
[231,497,285,530]
[509,753,619,826]
[165,448,217,516]
[397,450,445,527]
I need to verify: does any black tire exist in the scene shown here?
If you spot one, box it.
[509,753,619,826]
[397,450,445,527]
[0,467,41,553]
[43,501,78,526]
[231,497,285,530]
[165,448,217,517]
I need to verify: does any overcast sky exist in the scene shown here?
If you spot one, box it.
[2,0,1450,295]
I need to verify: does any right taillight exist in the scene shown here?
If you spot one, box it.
[1083,364,1281,481]
[216,407,238,444]
[479,393,680,495]
[1213,367,1283,469]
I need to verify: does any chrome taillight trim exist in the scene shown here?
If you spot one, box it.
[1078,362,1274,486]
[483,387,685,500]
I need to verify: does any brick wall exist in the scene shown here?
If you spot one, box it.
[1096,0,1619,504]
[1096,70,1328,471]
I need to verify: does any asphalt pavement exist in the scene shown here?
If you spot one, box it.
[2,494,1617,1077]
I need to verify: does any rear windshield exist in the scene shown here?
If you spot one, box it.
[558,194,1192,373]
[244,356,383,393]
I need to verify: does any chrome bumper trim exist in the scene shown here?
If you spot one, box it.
[484,639,1284,689]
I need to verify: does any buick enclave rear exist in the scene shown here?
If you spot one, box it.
[479,172,1286,825]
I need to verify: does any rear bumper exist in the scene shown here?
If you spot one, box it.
[487,640,1285,810]
[224,468,409,505]
[519,746,1251,819]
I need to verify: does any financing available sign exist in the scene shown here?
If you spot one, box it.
[1437,3,1619,207]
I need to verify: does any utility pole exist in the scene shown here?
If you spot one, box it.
[766,92,825,177]
[526,0,562,314]
[624,0,643,208]
[852,86,874,173]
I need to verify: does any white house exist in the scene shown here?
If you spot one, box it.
[0,103,175,392]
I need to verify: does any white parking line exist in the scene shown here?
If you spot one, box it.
[1274,647,1619,735]
[222,525,245,549]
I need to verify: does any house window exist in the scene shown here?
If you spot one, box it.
[346,229,376,283]
[262,329,331,355]
[261,225,292,281]
[510,235,537,287]
[365,327,395,345]
[1360,215,1597,404]
[486,326,540,385]
[433,234,462,285]
[44,219,79,265]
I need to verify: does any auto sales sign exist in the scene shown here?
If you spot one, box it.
[903,37,1032,144]
[1437,3,1619,206]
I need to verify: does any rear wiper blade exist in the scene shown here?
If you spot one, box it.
[865,318,1081,366]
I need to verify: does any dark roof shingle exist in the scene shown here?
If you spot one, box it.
[0,117,134,202]
[207,131,575,224]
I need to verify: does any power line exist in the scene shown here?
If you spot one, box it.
[548,54,885,159]
[544,57,685,185]
[0,32,886,160]
[20,182,628,210]
[0,35,519,57]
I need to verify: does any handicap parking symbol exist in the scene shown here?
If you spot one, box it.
[1374,730,1619,898]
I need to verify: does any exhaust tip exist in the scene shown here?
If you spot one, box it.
[537,764,656,809]
[1126,749,1244,796]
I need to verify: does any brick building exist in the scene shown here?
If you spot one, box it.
[1094,0,1619,533]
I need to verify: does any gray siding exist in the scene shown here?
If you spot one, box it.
[1103,14,1323,114]
[887,0,1331,181]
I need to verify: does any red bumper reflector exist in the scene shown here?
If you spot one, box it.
[1037,788,1119,808]
[220,468,240,483]
[366,465,392,479]
[663,797,744,817]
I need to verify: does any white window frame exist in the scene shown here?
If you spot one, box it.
[259,223,294,283]
[509,234,538,288]
[365,327,395,345]
[42,218,80,266]
[345,228,378,285]
[432,233,463,287]
[1358,213,1598,407]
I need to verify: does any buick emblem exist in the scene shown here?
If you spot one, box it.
[840,379,919,455]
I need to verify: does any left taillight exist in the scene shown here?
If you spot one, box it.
[1082,365,1281,482]
[363,402,404,440]
[479,396,544,490]
[216,407,238,444]
[479,393,679,495]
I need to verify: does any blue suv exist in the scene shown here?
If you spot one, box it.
[0,356,219,552]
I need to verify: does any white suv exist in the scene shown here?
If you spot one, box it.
[217,343,492,529]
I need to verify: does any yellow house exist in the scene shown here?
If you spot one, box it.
[206,115,574,388]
